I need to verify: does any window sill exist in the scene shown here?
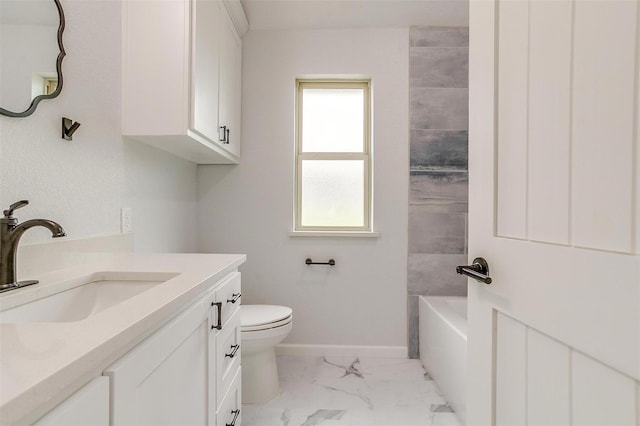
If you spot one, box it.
[288,231,380,238]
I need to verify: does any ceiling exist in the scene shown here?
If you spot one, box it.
[240,0,469,31]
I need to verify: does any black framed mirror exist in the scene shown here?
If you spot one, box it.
[0,0,66,118]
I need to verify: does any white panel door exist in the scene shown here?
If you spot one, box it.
[468,0,640,424]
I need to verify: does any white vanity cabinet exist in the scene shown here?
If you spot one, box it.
[104,272,242,425]
[33,377,109,426]
[122,0,247,164]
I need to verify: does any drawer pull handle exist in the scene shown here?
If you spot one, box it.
[226,409,240,426]
[225,344,240,358]
[211,302,222,330]
[227,293,241,304]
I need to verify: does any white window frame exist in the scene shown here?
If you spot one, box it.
[294,79,372,233]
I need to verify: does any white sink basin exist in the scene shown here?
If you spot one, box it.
[0,272,178,323]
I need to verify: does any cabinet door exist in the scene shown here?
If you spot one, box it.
[191,0,221,143]
[122,0,190,136]
[218,5,242,157]
[33,377,109,426]
[104,296,212,425]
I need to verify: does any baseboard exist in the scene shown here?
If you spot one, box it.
[275,344,408,358]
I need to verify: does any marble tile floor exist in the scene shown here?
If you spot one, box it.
[241,355,462,426]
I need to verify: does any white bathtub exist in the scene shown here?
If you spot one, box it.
[419,296,467,424]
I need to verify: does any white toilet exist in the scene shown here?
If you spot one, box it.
[240,305,293,404]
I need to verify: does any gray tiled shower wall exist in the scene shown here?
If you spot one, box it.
[407,27,469,359]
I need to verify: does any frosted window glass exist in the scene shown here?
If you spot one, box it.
[300,160,364,227]
[301,89,364,153]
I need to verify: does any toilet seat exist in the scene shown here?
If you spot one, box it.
[242,316,292,332]
[241,305,293,332]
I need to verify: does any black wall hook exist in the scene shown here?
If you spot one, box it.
[62,117,81,140]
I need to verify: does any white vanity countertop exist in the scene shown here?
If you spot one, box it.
[0,253,246,425]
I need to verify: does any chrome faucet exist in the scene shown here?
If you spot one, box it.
[0,200,66,293]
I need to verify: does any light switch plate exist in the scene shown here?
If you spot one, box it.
[121,208,133,233]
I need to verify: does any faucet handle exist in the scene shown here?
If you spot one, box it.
[3,200,29,218]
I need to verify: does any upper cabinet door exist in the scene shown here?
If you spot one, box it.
[218,5,242,158]
[191,0,221,144]
[122,0,191,136]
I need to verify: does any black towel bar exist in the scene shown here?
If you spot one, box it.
[305,258,335,266]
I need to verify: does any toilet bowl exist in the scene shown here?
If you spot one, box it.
[241,305,293,404]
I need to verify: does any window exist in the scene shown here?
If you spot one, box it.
[295,79,372,232]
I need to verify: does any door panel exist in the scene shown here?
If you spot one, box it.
[468,0,640,423]
[495,313,637,426]
[495,0,638,251]
[572,352,637,426]
[496,0,528,240]
[526,329,571,426]
[528,0,572,245]
[495,314,526,426]
[571,0,637,253]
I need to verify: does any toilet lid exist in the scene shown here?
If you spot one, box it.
[241,305,293,329]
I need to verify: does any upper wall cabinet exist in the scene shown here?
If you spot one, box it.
[122,0,248,164]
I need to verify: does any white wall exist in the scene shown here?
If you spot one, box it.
[198,28,409,349]
[0,0,197,253]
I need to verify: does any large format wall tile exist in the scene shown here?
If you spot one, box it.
[410,172,468,206]
[407,295,420,358]
[410,88,468,130]
[410,27,469,48]
[410,130,468,170]
[408,253,469,296]
[408,206,466,254]
[411,48,469,88]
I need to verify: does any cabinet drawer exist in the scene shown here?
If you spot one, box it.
[215,367,242,426]
[213,308,241,408]
[210,272,241,330]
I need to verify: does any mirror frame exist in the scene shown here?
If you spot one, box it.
[0,0,66,118]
